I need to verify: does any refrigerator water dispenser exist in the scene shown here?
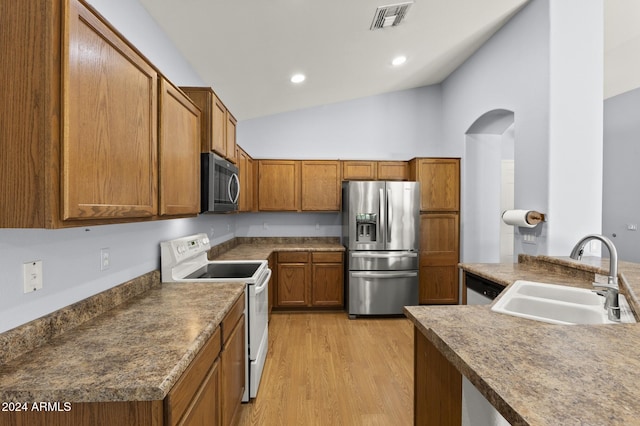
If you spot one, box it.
[356,213,377,242]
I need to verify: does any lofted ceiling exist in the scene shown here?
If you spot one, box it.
[139,0,640,121]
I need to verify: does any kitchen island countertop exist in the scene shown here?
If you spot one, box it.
[405,254,640,425]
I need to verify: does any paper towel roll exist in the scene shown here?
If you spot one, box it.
[502,210,544,228]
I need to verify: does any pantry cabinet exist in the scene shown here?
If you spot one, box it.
[419,213,460,304]
[410,158,460,212]
[411,158,461,305]
[158,78,201,216]
[180,86,237,163]
[274,251,344,309]
[1,0,202,228]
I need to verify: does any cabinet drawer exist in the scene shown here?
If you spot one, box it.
[221,295,245,345]
[165,326,221,426]
[278,251,309,263]
[312,251,343,263]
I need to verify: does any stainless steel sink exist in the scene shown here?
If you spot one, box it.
[491,280,635,325]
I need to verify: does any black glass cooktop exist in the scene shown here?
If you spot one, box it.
[184,262,262,279]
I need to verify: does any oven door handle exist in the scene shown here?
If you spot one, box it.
[254,269,272,295]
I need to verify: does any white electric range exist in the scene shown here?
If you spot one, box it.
[160,233,271,402]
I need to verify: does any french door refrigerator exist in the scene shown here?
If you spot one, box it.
[342,181,420,318]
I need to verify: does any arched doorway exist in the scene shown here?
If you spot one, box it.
[463,109,515,263]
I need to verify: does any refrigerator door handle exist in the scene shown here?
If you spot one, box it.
[387,188,392,243]
[351,271,418,279]
[351,252,418,258]
[379,187,385,244]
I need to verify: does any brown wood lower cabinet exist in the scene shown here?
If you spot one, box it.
[414,327,462,425]
[274,251,344,309]
[220,296,246,426]
[165,327,222,426]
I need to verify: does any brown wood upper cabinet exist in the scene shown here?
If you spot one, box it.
[236,146,254,212]
[377,161,410,180]
[257,160,341,212]
[410,158,460,212]
[258,160,301,211]
[301,161,342,211]
[180,86,237,163]
[1,0,203,228]
[342,161,377,180]
[158,78,201,216]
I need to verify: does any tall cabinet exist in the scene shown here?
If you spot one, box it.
[410,158,461,304]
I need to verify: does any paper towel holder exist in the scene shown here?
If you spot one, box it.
[502,209,546,228]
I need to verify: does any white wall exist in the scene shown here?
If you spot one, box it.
[441,0,603,259]
[0,0,232,333]
[238,85,443,159]
[603,87,640,262]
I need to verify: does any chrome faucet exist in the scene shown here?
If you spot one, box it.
[569,234,620,321]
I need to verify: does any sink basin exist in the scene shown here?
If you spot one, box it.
[491,280,634,325]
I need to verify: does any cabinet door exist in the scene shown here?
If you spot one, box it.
[178,359,220,426]
[276,252,310,307]
[226,113,237,163]
[414,328,462,425]
[221,315,245,426]
[158,79,201,216]
[301,160,341,211]
[258,160,300,211]
[236,147,253,212]
[64,0,157,220]
[342,161,377,180]
[377,161,409,181]
[311,252,344,307]
[413,159,460,212]
[211,94,227,157]
[419,213,460,304]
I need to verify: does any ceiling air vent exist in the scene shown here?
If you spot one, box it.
[370,2,414,30]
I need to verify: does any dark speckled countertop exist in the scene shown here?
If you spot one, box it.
[0,237,343,404]
[0,280,244,403]
[405,254,640,425]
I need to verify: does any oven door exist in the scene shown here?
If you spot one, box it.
[247,268,271,399]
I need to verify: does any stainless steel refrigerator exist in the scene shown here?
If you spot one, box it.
[342,181,420,318]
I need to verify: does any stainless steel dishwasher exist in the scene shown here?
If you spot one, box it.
[462,272,510,426]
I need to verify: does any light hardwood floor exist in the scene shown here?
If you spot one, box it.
[236,312,414,425]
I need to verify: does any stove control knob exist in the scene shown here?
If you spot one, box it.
[202,237,209,246]
[177,244,186,254]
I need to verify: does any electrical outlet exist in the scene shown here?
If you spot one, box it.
[522,233,537,245]
[100,248,110,271]
[628,224,638,231]
[23,260,43,293]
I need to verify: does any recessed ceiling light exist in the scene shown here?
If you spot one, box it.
[392,56,407,66]
[290,73,306,83]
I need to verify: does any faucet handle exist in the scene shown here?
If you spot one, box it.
[592,281,619,291]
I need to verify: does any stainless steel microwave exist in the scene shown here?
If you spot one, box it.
[201,153,239,213]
